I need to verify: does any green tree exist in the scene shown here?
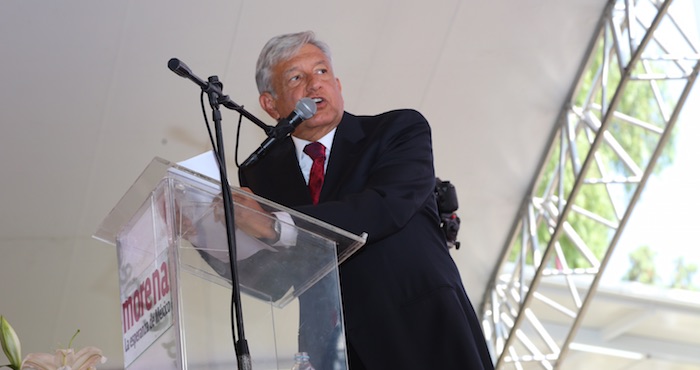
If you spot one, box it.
[669,256,699,290]
[622,245,659,284]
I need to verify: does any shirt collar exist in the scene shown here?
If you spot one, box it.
[292,128,337,162]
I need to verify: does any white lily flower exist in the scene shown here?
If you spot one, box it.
[21,347,106,370]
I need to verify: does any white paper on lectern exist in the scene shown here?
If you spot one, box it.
[173,151,277,261]
[176,150,222,184]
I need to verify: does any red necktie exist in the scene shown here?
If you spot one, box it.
[304,142,326,205]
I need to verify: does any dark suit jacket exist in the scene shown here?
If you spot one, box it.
[239,110,493,369]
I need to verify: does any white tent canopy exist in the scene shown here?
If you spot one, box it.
[1,1,698,369]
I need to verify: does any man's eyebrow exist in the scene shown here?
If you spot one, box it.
[282,66,299,76]
[282,59,329,76]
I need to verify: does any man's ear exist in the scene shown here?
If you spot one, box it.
[259,93,280,120]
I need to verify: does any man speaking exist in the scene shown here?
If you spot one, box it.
[236,31,493,370]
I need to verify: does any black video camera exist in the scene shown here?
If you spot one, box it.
[435,178,461,249]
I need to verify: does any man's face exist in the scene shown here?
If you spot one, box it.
[260,43,344,140]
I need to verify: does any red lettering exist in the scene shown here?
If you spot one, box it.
[151,268,161,304]
[160,261,170,295]
[122,296,134,333]
[135,282,143,321]
[144,276,153,310]
[121,260,171,335]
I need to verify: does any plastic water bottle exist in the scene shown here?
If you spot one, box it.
[290,352,315,370]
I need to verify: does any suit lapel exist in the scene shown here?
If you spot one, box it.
[321,113,365,202]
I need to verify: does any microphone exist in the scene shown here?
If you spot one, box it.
[240,97,317,168]
[168,58,192,78]
[168,58,210,88]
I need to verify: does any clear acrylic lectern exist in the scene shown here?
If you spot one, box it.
[94,157,366,370]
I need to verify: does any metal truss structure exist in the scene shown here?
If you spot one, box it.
[480,0,700,368]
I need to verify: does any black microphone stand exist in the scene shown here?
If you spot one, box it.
[168,59,252,370]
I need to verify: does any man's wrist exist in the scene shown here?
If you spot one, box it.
[261,218,281,244]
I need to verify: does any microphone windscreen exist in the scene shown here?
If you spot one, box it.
[168,58,191,78]
[296,97,317,119]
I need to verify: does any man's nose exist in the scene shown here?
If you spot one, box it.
[306,74,322,92]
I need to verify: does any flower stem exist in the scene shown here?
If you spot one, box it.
[69,329,80,348]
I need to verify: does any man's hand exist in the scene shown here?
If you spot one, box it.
[215,187,278,241]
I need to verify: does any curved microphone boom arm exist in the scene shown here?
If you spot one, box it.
[168,57,274,135]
